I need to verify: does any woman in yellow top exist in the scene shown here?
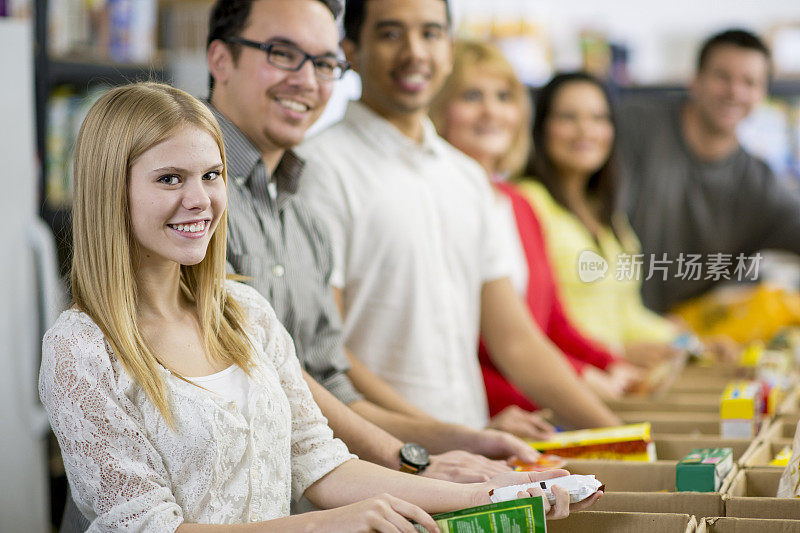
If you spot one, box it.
[519,72,680,366]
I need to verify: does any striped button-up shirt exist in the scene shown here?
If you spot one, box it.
[208,103,362,405]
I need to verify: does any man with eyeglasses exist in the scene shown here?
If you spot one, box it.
[205,0,542,482]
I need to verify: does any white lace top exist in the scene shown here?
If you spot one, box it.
[39,280,355,532]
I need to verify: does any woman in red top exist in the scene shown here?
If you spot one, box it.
[430,41,641,431]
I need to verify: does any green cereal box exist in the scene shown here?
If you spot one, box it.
[414,496,547,532]
[676,447,734,492]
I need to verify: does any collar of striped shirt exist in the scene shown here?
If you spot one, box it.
[205,100,304,204]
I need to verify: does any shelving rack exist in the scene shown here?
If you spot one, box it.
[33,0,170,276]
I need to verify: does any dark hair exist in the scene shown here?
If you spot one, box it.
[206,0,343,94]
[343,0,450,44]
[525,72,619,231]
[697,28,770,72]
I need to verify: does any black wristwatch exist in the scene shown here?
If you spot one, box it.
[399,442,430,474]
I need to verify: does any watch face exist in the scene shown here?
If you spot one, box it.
[401,443,429,467]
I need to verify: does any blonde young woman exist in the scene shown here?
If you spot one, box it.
[430,41,643,415]
[38,83,598,532]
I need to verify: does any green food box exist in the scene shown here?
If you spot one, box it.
[676,447,733,492]
[414,496,547,532]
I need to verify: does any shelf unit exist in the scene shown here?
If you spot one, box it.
[33,0,170,277]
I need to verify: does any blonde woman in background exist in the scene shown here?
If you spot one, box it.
[430,41,643,414]
[39,82,594,532]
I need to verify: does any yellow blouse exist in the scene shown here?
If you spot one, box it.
[519,180,677,352]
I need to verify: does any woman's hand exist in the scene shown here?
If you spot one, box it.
[624,341,679,368]
[309,494,439,533]
[582,366,625,400]
[471,469,603,520]
[487,405,555,440]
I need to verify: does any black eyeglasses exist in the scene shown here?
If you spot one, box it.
[224,37,350,81]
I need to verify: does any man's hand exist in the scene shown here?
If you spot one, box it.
[421,450,511,483]
[487,405,555,440]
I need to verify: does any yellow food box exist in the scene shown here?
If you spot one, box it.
[720,381,762,420]
[526,422,655,461]
[771,446,793,467]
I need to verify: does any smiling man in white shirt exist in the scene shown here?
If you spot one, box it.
[298,0,620,431]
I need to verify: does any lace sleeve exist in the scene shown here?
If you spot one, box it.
[227,281,356,501]
[39,313,184,532]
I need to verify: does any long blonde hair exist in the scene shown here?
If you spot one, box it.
[71,82,253,426]
[430,39,532,178]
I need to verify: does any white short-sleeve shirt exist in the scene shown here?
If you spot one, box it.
[297,102,511,428]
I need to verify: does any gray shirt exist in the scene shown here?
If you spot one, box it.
[208,103,362,405]
[617,98,800,312]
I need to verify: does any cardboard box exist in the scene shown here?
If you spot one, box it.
[778,387,800,415]
[723,468,800,519]
[669,371,732,393]
[547,511,695,533]
[662,392,723,405]
[679,365,755,381]
[619,413,731,436]
[654,436,756,463]
[764,417,800,440]
[607,397,720,414]
[592,491,724,518]
[564,460,678,492]
[564,459,729,517]
[697,517,800,532]
[741,439,794,469]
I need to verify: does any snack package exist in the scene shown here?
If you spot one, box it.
[527,422,655,461]
[778,421,800,497]
[489,474,604,504]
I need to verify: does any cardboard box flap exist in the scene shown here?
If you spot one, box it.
[742,439,794,468]
[698,517,800,532]
[564,460,677,492]
[655,436,755,462]
[547,511,695,533]
[593,491,723,518]
[607,398,719,413]
[724,468,782,496]
[724,495,800,520]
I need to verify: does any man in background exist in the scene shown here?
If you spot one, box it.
[618,29,800,313]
